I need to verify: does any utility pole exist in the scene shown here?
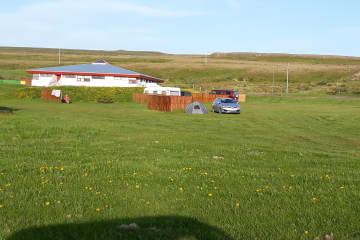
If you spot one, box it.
[286,63,289,95]
[272,66,275,96]
[59,48,61,65]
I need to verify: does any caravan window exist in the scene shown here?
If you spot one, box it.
[170,91,179,96]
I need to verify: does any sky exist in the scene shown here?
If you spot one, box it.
[1,0,360,56]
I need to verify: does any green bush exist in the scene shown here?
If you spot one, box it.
[15,87,41,99]
[16,87,144,102]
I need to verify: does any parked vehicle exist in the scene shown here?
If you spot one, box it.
[181,91,192,96]
[212,98,241,114]
[144,87,181,96]
[210,89,239,100]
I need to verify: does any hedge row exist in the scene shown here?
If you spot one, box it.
[16,87,144,102]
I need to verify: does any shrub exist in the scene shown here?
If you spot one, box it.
[16,87,144,102]
[15,87,41,99]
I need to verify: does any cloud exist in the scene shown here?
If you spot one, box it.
[0,0,204,49]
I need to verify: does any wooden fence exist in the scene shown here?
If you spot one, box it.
[41,89,62,102]
[133,93,243,112]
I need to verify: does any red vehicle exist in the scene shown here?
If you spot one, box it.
[210,89,239,100]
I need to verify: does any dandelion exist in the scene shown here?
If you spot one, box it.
[85,186,89,190]
[45,202,51,206]
[0,204,3,208]
[96,192,101,195]
[288,186,293,190]
[290,174,295,177]
[60,167,64,171]
[96,208,101,212]
[57,200,61,204]
[235,203,240,207]
[312,197,317,201]
[83,173,88,177]
[169,178,174,182]
[108,180,113,184]
[60,182,64,185]
[5,184,11,187]
[146,201,150,205]
[208,193,213,197]
[136,184,140,189]
[89,187,93,191]
[179,187,184,192]
[340,186,345,190]
[256,189,261,193]
[213,186,217,190]
[304,231,309,235]
[133,172,137,176]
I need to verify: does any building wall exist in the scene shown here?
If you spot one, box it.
[31,74,159,87]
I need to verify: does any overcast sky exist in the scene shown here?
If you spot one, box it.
[1,0,360,56]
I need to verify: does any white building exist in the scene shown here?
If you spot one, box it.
[144,87,181,96]
[27,60,163,87]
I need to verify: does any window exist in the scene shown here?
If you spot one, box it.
[33,74,39,80]
[114,77,121,80]
[77,76,91,82]
[92,75,105,80]
[226,91,231,95]
[129,79,138,84]
[40,74,54,78]
[162,91,166,95]
[63,75,76,78]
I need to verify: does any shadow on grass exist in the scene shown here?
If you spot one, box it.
[0,107,21,114]
[7,215,234,240]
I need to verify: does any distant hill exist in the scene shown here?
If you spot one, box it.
[0,46,167,56]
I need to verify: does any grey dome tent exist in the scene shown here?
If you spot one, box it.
[185,101,208,114]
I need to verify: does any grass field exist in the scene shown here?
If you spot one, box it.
[1,47,360,95]
[1,85,360,239]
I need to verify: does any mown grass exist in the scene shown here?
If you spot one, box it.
[1,86,360,239]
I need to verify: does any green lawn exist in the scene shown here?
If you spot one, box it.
[1,86,360,239]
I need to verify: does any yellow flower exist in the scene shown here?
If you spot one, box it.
[96,208,101,212]
[57,200,61,204]
[213,187,217,190]
[235,203,240,207]
[108,180,113,184]
[83,173,88,177]
[290,174,295,177]
[60,182,64,185]
[312,197,317,201]
[96,192,101,195]
[146,201,150,205]
[0,204,3,208]
[89,187,93,191]
[208,193,213,197]
[304,231,309,235]
[85,186,89,190]
[136,184,140,189]
[340,186,345,190]
[45,202,51,206]
[288,186,293,190]
[256,189,261,192]
[5,184,11,187]
[179,187,184,192]
[60,168,64,171]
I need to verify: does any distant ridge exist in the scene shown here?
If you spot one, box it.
[211,52,360,60]
[0,46,167,56]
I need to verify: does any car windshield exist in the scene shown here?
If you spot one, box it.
[222,99,236,103]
